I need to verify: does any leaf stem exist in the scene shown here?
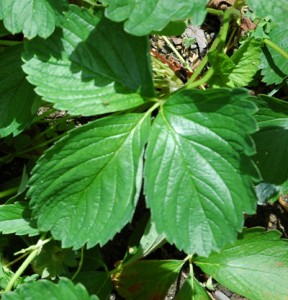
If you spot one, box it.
[185,67,214,89]
[0,187,18,200]
[263,38,288,60]
[0,40,22,46]
[4,234,50,292]
[206,8,224,16]
[72,247,84,280]
[162,36,193,72]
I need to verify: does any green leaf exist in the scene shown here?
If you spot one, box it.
[175,274,209,300]
[2,278,98,300]
[0,20,9,37]
[32,241,79,279]
[0,44,40,137]
[115,260,184,300]
[104,0,208,36]
[247,0,288,26]
[124,219,166,265]
[74,271,113,300]
[145,89,259,256]
[152,20,186,36]
[260,24,288,85]
[195,228,288,300]
[23,5,153,117]
[209,38,261,87]
[0,202,39,236]
[253,95,288,184]
[0,0,67,39]
[28,113,150,249]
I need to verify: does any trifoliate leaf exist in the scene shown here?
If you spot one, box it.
[114,260,184,300]
[23,5,153,117]
[253,95,288,184]
[145,88,259,256]
[195,228,288,300]
[2,278,98,300]
[0,202,39,236]
[247,0,288,26]
[0,0,68,39]
[28,113,150,249]
[0,45,40,137]
[104,0,208,36]
[209,38,261,87]
[260,24,288,85]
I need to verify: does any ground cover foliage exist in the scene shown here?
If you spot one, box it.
[0,0,288,299]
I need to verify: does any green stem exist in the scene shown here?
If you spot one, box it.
[264,38,288,60]
[206,8,224,16]
[186,68,214,89]
[162,36,192,72]
[72,247,84,280]
[0,187,18,200]
[4,234,49,292]
[188,35,220,83]
[0,40,22,46]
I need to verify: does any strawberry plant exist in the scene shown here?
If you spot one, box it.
[0,0,288,299]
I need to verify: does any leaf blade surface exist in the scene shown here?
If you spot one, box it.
[145,89,258,256]
[28,113,150,249]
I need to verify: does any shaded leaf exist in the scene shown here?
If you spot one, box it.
[32,241,79,279]
[114,260,183,300]
[74,271,113,300]
[0,202,39,236]
[195,228,288,300]
[28,113,150,249]
[145,89,259,256]
[209,38,261,87]
[0,0,68,39]
[124,218,166,265]
[253,95,288,184]
[23,5,152,117]
[0,44,40,137]
[260,24,288,85]
[104,0,208,36]
[3,278,98,300]
[175,274,209,300]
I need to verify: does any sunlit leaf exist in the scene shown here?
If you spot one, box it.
[195,228,288,300]
[145,88,259,256]
[28,113,150,249]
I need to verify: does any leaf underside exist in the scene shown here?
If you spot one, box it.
[145,88,259,256]
[28,113,150,249]
[195,228,288,300]
[104,0,209,36]
[23,5,153,117]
